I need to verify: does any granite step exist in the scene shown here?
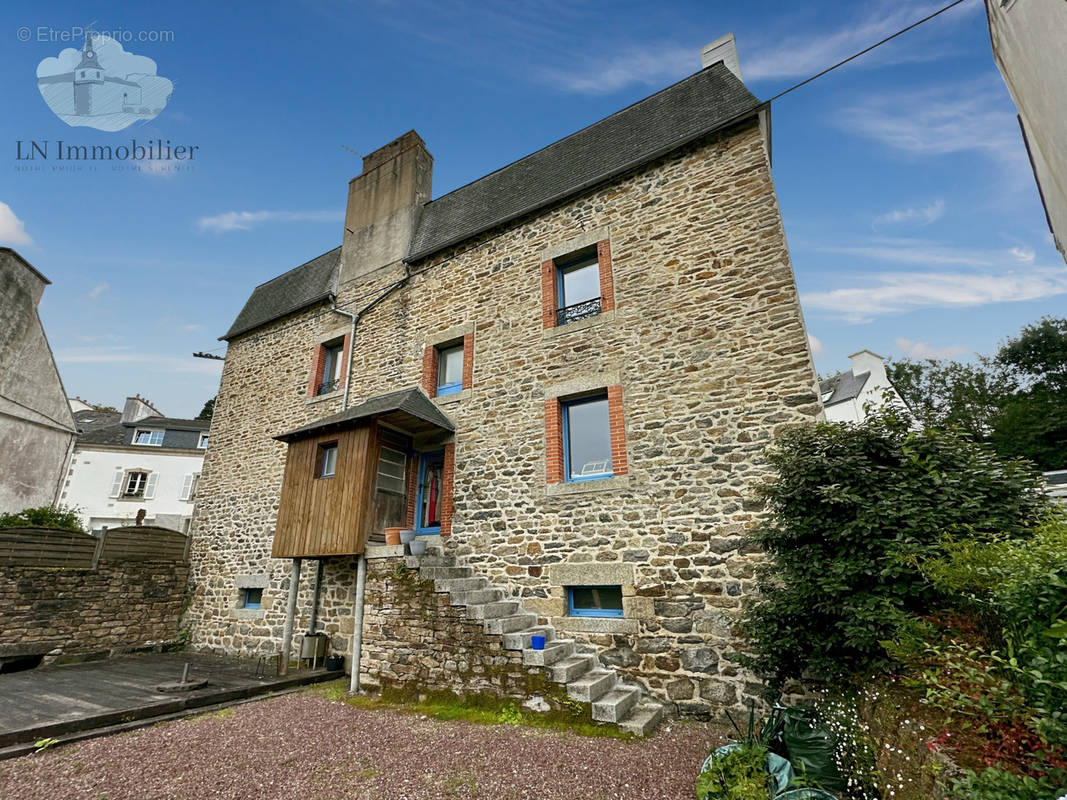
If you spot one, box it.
[465,600,520,620]
[522,639,574,666]
[619,700,665,737]
[484,613,538,635]
[566,669,615,703]
[434,576,488,593]
[419,565,472,580]
[592,685,642,723]
[500,626,555,650]
[408,554,453,568]
[548,653,596,683]
[449,587,503,606]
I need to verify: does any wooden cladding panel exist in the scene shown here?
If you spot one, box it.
[271,423,377,558]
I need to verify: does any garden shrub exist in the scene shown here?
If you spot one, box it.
[950,765,1067,800]
[0,504,85,532]
[738,411,1047,694]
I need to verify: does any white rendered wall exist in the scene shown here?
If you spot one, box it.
[62,446,204,531]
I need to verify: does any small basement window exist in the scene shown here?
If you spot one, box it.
[241,588,263,609]
[567,585,623,618]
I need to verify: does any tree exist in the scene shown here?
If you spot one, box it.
[0,505,85,532]
[197,396,215,421]
[887,316,1067,470]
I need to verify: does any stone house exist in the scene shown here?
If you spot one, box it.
[61,395,208,534]
[0,248,78,514]
[185,38,821,728]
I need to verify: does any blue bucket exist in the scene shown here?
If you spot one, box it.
[530,635,546,650]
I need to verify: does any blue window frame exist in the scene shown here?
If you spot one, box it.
[242,588,263,609]
[436,343,464,396]
[562,394,613,482]
[567,586,624,618]
[415,450,444,535]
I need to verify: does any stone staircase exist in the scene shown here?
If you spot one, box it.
[406,544,665,736]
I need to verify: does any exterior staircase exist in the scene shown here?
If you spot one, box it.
[405,543,665,736]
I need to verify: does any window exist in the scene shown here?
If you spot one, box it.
[197,432,209,449]
[436,343,464,396]
[542,239,615,329]
[133,429,164,446]
[318,339,344,395]
[318,443,337,478]
[562,394,613,481]
[376,446,406,494]
[556,249,601,325]
[568,586,623,618]
[241,588,263,609]
[124,471,148,497]
[180,472,200,501]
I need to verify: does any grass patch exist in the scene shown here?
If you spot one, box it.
[305,679,633,740]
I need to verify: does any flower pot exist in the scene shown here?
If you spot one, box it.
[399,529,416,544]
[408,538,428,556]
[530,635,546,650]
[384,527,404,546]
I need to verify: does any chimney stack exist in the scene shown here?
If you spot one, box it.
[120,395,158,424]
[340,130,433,284]
[701,33,743,81]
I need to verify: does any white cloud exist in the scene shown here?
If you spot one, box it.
[88,283,108,300]
[895,337,970,360]
[805,267,1067,323]
[839,77,1023,166]
[745,0,975,81]
[0,201,32,246]
[808,333,824,357]
[1010,246,1036,263]
[535,43,695,95]
[55,348,224,375]
[874,200,945,228]
[196,209,343,233]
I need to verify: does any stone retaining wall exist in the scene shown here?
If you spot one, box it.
[0,561,188,663]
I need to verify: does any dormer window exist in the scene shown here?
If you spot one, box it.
[133,429,164,446]
[198,433,209,449]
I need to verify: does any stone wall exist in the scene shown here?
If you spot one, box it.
[0,560,188,662]
[185,118,822,716]
[359,555,573,708]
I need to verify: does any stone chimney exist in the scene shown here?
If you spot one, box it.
[848,350,888,382]
[340,130,433,285]
[701,33,743,81]
[120,395,159,424]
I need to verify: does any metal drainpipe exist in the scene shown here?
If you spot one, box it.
[308,559,324,634]
[280,557,302,676]
[330,271,410,693]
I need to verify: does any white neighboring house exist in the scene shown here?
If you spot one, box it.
[820,350,908,425]
[1044,471,1067,504]
[60,395,209,533]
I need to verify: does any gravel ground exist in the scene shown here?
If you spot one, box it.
[0,691,729,800]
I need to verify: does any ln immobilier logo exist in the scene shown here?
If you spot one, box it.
[36,30,173,132]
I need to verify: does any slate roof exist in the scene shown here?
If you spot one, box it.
[819,371,871,408]
[275,387,454,442]
[222,247,341,340]
[73,411,209,447]
[73,410,125,445]
[222,63,761,341]
[408,63,760,261]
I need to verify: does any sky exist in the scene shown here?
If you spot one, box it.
[1,0,1063,418]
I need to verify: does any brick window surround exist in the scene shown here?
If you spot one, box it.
[404,444,455,537]
[541,239,615,330]
[307,334,351,398]
[545,385,628,484]
[422,333,474,398]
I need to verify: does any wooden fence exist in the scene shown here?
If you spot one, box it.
[0,526,190,569]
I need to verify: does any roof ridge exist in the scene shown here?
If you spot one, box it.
[420,63,738,209]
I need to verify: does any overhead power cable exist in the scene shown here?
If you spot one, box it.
[767,0,972,103]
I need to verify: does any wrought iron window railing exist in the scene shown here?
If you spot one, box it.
[317,378,339,395]
[557,297,602,326]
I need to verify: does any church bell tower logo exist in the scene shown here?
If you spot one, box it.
[36,31,173,132]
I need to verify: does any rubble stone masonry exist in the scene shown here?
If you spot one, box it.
[184,119,821,716]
